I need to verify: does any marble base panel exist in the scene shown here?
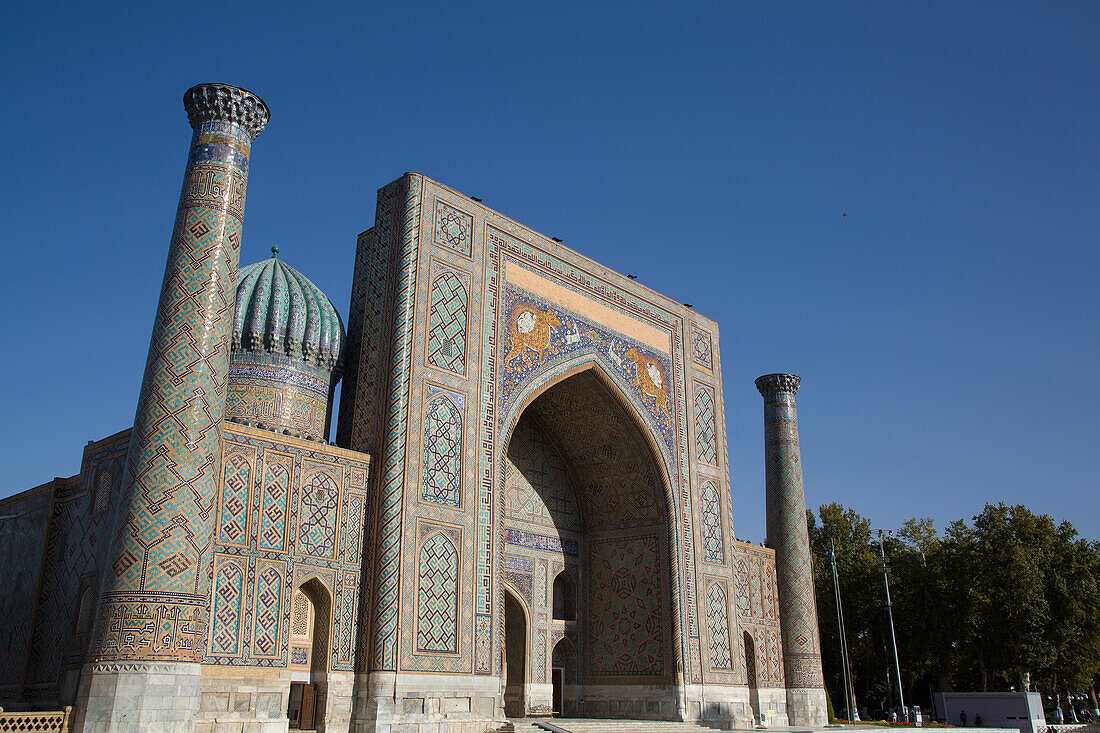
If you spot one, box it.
[75,661,203,733]
[751,688,792,727]
[683,684,756,729]
[192,665,291,733]
[350,672,504,733]
[526,682,553,716]
[785,686,828,726]
[570,684,680,720]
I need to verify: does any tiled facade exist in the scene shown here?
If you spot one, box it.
[0,85,827,731]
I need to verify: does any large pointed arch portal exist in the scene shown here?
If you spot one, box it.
[500,363,680,719]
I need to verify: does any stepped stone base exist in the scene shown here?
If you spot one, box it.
[350,671,504,733]
[785,687,828,727]
[74,661,202,733]
[526,718,751,733]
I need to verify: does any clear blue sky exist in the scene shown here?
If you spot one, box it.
[3,2,1097,542]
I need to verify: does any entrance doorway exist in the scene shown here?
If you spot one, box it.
[744,631,760,723]
[500,365,677,719]
[288,579,331,730]
[288,682,317,730]
[551,638,577,717]
[503,589,527,718]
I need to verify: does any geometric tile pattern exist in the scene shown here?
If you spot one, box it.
[700,479,724,564]
[502,567,533,608]
[706,582,732,670]
[219,453,252,545]
[212,562,245,656]
[587,533,665,676]
[433,199,473,258]
[292,591,310,636]
[203,426,368,673]
[735,558,751,618]
[252,565,282,658]
[92,97,264,663]
[503,415,580,532]
[733,541,785,687]
[421,391,463,507]
[14,434,128,704]
[335,570,359,666]
[258,462,291,552]
[371,175,422,672]
[752,559,763,618]
[427,269,469,375]
[694,383,718,466]
[757,375,824,688]
[417,533,459,654]
[525,372,664,532]
[298,472,340,559]
[690,323,713,371]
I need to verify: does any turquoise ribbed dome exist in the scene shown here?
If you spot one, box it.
[232,251,345,375]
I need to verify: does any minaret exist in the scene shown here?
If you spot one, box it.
[79,84,269,731]
[755,373,828,726]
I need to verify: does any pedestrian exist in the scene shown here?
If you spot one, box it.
[960,710,967,727]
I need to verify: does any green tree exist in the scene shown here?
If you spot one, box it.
[970,504,1057,689]
[807,501,1100,714]
[1041,527,1100,696]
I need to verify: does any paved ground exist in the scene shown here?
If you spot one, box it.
[509,720,1018,733]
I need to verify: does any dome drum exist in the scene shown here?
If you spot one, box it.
[226,350,335,442]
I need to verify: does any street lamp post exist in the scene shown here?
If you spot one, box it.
[877,529,906,722]
[829,541,858,721]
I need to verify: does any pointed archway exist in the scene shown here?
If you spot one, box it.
[551,637,578,716]
[503,586,529,717]
[744,631,760,724]
[288,578,331,730]
[500,364,681,719]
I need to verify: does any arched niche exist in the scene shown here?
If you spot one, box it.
[499,362,682,716]
[552,571,576,621]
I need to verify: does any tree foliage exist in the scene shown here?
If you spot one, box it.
[808,503,1100,718]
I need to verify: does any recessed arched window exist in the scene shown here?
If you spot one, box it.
[552,572,576,621]
[74,583,95,635]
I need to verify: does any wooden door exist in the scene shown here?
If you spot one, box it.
[300,684,317,730]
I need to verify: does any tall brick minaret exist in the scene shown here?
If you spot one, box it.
[79,83,269,731]
[756,373,828,726]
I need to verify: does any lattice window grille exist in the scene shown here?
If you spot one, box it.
[291,590,311,637]
[93,466,112,515]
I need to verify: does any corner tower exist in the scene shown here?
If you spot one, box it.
[755,373,828,726]
[79,83,268,732]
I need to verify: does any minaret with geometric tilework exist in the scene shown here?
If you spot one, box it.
[756,373,828,726]
[77,83,269,733]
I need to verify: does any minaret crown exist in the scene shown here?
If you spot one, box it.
[183,83,270,139]
[755,373,801,397]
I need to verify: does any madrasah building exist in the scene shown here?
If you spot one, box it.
[0,83,827,733]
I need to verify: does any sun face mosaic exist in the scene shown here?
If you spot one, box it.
[499,287,676,454]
